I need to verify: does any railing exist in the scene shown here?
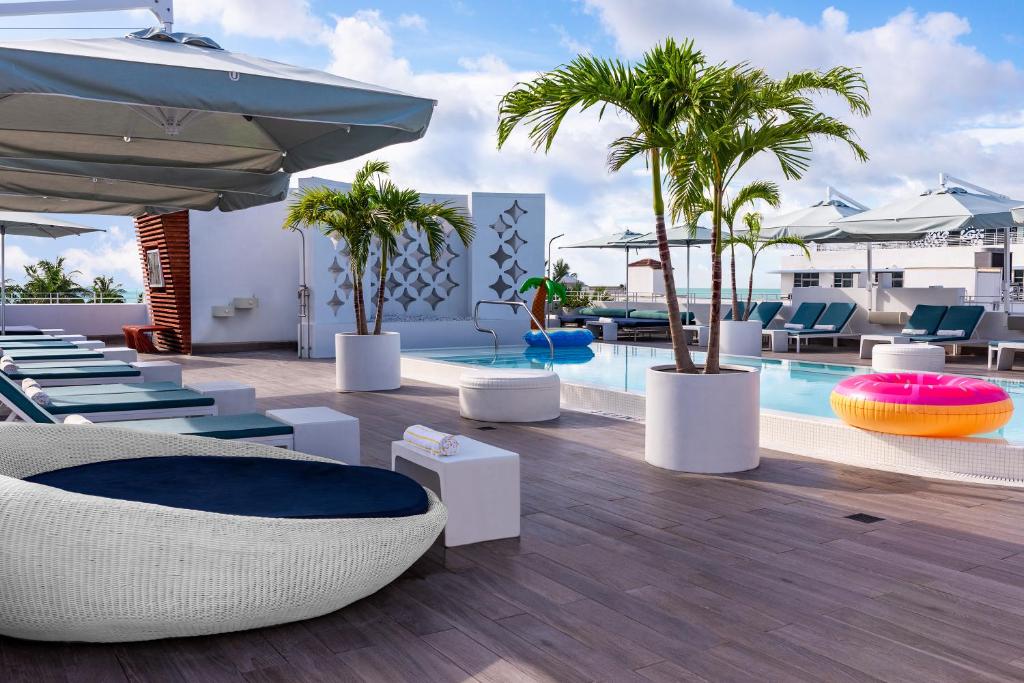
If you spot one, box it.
[816,228,1024,252]
[473,299,554,358]
[1,292,145,304]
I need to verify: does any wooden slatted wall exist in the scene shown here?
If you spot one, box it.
[134,211,191,354]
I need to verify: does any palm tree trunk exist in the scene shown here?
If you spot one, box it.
[706,184,724,374]
[530,282,547,330]
[372,247,389,335]
[651,148,697,374]
[729,238,741,320]
[745,255,756,324]
[350,259,368,336]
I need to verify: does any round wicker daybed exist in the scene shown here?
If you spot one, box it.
[0,424,447,643]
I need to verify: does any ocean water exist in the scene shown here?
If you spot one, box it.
[676,287,781,300]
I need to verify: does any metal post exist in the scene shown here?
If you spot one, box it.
[624,248,630,306]
[546,233,564,326]
[1005,226,1012,312]
[1,227,5,335]
[865,243,873,312]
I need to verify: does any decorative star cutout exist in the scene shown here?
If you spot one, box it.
[504,260,527,282]
[490,215,511,235]
[489,275,511,299]
[397,289,416,311]
[503,200,528,224]
[489,245,511,268]
[425,289,445,310]
[504,231,527,252]
[326,290,343,316]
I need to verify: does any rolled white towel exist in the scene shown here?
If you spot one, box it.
[21,378,40,391]
[403,424,460,456]
[0,354,16,373]
[62,414,94,425]
[25,385,52,406]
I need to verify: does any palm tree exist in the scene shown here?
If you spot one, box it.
[519,276,567,329]
[498,38,710,374]
[20,257,88,302]
[550,258,571,283]
[91,275,126,303]
[723,212,810,321]
[668,63,869,372]
[369,178,474,335]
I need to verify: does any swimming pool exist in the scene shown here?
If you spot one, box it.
[405,344,1024,443]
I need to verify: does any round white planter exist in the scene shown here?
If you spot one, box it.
[720,320,763,357]
[644,364,760,473]
[335,331,401,392]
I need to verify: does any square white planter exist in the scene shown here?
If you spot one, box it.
[335,332,401,392]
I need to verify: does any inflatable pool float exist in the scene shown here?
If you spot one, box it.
[830,372,1013,437]
[523,328,593,348]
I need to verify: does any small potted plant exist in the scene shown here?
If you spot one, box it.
[286,160,473,391]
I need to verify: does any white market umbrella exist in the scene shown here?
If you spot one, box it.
[834,174,1024,310]
[626,226,714,308]
[564,229,647,305]
[0,212,103,333]
[761,187,868,241]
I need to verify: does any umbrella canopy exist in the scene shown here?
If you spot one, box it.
[0,29,436,174]
[631,225,714,247]
[563,229,648,249]
[760,199,866,242]
[0,158,290,216]
[833,185,1024,241]
[0,212,104,332]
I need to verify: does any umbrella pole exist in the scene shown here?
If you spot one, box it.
[624,249,630,308]
[865,243,873,312]
[1,227,5,335]
[686,244,692,311]
[1005,226,1012,313]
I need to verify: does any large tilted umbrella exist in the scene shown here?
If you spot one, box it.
[0,212,103,333]
[0,29,435,175]
[0,158,290,215]
[760,187,868,242]
[834,174,1024,309]
[564,229,648,304]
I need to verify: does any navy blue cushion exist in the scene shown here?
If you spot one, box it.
[26,456,429,519]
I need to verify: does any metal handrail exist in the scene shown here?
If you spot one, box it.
[473,299,555,358]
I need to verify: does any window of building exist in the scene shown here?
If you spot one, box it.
[833,272,854,288]
[873,271,904,288]
[793,272,819,288]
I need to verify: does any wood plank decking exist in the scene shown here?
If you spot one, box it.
[5,350,1024,682]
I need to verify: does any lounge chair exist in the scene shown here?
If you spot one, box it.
[0,341,79,350]
[782,302,858,353]
[724,302,757,321]
[3,361,144,386]
[762,302,826,350]
[905,305,984,346]
[0,424,445,642]
[0,373,215,422]
[748,301,783,329]
[3,347,105,362]
[858,304,949,359]
[559,306,633,327]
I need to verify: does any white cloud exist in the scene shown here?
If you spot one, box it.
[553,24,590,54]
[59,226,143,290]
[175,0,326,42]
[397,14,428,31]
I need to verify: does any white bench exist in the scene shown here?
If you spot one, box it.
[859,334,910,359]
[392,436,519,547]
[872,344,945,373]
[459,369,560,422]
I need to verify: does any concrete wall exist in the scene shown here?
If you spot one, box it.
[2,303,149,336]
[189,204,300,346]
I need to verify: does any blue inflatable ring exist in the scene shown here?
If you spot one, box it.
[523,328,594,348]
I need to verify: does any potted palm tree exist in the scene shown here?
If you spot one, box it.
[286,160,473,392]
[498,39,869,472]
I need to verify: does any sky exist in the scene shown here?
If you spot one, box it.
[1,0,1024,291]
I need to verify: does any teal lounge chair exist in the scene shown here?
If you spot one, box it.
[748,301,783,329]
[906,305,984,344]
[0,376,299,449]
[627,309,697,325]
[0,341,78,351]
[0,373,214,423]
[899,304,948,337]
[785,302,858,353]
[0,335,61,343]
[3,347,104,362]
[724,302,757,321]
[779,302,827,331]
[3,362,143,386]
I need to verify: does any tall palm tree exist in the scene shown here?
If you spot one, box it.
[284,161,390,335]
[723,211,810,321]
[369,179,474,335]
[20,257,88,302]
[668,63,869,372]
[498,38,711,374]
[91,275,126,303]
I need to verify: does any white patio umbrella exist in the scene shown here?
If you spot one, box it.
[0,212,103,333]
[626,225,714,308]
[834,174,1024,310]
[563,229,648,304]
[760,186,868,241]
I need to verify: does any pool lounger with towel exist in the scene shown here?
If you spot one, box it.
[905,305,985,346]
[0,373,215,423]
[761,302,825,348]
[783,302,858,353]
[3,362,144,386]
[0,424,444,642]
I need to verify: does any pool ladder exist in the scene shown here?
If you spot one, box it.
[473,299,554,359]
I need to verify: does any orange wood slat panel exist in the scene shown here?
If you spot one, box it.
[134,211,191,354]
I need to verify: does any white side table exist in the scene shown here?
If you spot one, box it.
[392,436,520,547]
[186,380,257,416]
[266,406,360,465]
[585,320,617,341]
[73,340,105,350]
[990,342,1024,371]
[56,334,87,343]
[682,324,709,347]
[131,360,182,385]
[859,334,909,359]
[872,344,945,373]
[766,329,789,352]
[100,347,139,363]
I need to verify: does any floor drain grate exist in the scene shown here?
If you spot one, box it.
[477,426,497,431]
[846,513,885,524]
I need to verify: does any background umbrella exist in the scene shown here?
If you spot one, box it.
[0,212,103,333]
[564,229,648,305]
[627,225,714,309]
[0,29,436,175]
[834,174,1024,310]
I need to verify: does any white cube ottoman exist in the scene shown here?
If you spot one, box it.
[392,436,519,547]
[73,340,105,350]
[459,369,560,422]
[100,346,138,363]
[872,343,945,373]
[56,334,87,343]
[131,360,182,385]
[266,407,360,465]
[186,380,257,416]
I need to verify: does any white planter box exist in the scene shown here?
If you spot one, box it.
[644,364,760,473]
[720,320,762,357]
[335,331,401,392]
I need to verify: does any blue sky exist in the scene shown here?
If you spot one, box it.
[2,0,1023,290]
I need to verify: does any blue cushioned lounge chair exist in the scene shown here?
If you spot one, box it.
[900,304,948,337]
[784,302,858,353]
[748,301,783,329]
[3,361,144,387]
[906,305,984,345]
[724,302,756,321]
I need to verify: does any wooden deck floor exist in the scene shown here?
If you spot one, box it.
[6,350,1024,682]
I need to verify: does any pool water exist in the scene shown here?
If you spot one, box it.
[406,344,1024,443]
